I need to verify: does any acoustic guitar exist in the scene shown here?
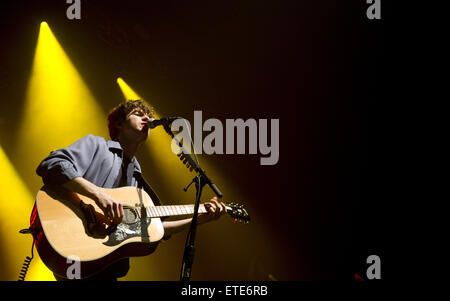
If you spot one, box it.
[32,185,250,279]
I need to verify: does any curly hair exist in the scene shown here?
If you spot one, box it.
[107,99,154,140]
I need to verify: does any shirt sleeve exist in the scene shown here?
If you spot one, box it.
[36,135,100,185]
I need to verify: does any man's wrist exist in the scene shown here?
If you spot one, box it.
[90,188,104,203]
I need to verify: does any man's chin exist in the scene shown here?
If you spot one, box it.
[138,131,149,142]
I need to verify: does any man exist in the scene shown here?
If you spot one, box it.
[35,99,226,280]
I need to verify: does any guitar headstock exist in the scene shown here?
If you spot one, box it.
[225,202,250,224]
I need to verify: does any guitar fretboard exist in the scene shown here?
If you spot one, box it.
[145,204,208,218]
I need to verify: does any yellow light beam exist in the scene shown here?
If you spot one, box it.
[6,22,109,280]
[14,21,108,191]
[116,77,144,102]
[0,145,55,281]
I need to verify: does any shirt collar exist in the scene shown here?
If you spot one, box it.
[106,140,142,173]
[106,140,122,151]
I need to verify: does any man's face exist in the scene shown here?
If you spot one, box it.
[118,108,150,142]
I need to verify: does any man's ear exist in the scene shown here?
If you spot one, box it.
[114,121,124,137]
[117,118,126,129]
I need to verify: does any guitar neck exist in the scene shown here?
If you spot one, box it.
[145,204,210,218]
[132,202,249,223]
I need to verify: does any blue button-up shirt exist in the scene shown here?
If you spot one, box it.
[36,134,162,205]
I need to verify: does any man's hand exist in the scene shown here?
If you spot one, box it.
[94,190,124,224]
[162,197,227,238]
[62,177,124,225]
[198,197,227,224]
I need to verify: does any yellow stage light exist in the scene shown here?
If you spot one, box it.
[116,77,143,101]
[13,21,108,190]
[6,22,108,280]
[0,146,55,281]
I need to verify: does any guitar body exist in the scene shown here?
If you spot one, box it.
[34,185,164,279]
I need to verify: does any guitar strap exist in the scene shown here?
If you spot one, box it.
[134,172,163,207]
[114,156,133,188]
[134,172,170,239]
[115,157,163,208]
[116,156,134,187]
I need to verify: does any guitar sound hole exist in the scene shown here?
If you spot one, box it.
[123,208,138,224]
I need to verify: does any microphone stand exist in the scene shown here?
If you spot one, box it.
[160,122,223,282]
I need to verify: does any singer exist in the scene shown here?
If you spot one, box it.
[33,99,227,281]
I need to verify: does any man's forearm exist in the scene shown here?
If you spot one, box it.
[162,218,193,238]
[162,213,214,238]
[61,176,103,202]
[62,177,124,223]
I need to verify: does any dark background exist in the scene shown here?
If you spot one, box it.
[0,0,388,280]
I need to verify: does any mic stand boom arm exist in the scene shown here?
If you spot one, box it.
[160,123,223,282]
[161,123,223,198]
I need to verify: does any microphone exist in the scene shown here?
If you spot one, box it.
[147,117,182,129]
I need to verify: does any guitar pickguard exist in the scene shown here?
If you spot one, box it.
[103,207,152,246]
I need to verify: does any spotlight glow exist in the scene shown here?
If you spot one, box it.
[0,146,55,281]
[7,22,108,280]
[117,77,143,101]
[14,22,108,183]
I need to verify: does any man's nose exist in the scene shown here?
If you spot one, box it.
[142,115,150,122]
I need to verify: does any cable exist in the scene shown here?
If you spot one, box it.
[18,228,36,281]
